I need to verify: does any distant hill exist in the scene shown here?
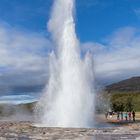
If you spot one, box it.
[106,76,140,93]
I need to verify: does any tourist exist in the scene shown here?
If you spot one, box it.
[125,112,128,121]
[132,111,135,122]
[121,112,123,120]
[128,112,131,121]
[117,112,120,120]
[105,112,108,119]
[109,111,113,118]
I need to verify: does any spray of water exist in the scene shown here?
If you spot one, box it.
[36,0,95,128]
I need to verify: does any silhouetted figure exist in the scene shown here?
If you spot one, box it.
[132,111,135,122]
[128,112,131,121]
[121,112,123,120]
[125,112,128,121]
[117,112,120,120]
[109,111,113,118]
[105,112,108,119]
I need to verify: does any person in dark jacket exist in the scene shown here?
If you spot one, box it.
[117,112,120,120]
[132,111,135,122]
[105,112,108,119]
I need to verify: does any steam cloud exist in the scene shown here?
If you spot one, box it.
[35,0,95,128]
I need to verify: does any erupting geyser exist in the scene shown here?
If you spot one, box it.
[36,0,95,128]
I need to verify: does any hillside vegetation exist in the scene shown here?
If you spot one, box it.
[106,76,140,92]
[105,77,140,112]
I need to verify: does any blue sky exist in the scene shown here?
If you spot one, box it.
[0,0,140,42]
[0,0,140,95]
[76,0,140,42]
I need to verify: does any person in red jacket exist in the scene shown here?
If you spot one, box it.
[128,112,131,121]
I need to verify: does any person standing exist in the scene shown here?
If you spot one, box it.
[117,112,120,120]
[121,112,123,120]
[132,111,135,122]
[128,112,131,121]
[105,112,108,120]
[125,112,128,121]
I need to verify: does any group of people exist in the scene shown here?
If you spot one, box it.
[105,111,136,122]
[117,111,135,121]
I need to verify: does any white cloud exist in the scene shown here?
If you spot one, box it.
[0,23,52,88]
[1,23,140,92]
[81,42,105,54]
[83,27,140,85]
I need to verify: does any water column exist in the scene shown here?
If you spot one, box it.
[36,0,95,128]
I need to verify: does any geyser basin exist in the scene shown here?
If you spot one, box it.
[35,0,95,128]
[1,122,140,140]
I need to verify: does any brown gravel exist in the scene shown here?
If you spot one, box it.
[0,121,140,139]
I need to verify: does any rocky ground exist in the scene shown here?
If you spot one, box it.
[0,121,140,140]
